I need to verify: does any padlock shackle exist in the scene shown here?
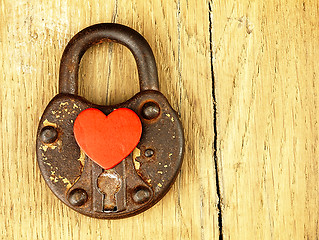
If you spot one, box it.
[59,23,159,94]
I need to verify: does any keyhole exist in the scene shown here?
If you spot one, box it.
[97,169,122,211]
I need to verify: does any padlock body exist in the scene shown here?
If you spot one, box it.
[36,91,184,219]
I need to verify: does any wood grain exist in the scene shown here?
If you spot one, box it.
[212,0,319,239]
[2,0,319,239]
[0,0,217,239]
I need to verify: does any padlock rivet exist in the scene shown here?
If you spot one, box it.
[40,126,58,144]
[141,102,160,120]
[132,187,151,204]
[68,188,88,206]
[144,149,154,158]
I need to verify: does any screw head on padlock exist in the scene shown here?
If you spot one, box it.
[36,23,184,219]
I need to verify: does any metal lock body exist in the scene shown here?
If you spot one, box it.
[36,23,184,219]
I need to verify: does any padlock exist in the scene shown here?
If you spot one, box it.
[36,23,184,219]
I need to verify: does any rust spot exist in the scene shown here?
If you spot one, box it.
[40,144,57,152]
[43,119,57,128]
[132,147,141,170]
[78,150,86,168]
[60,176,72,188]
[60,102,69,107]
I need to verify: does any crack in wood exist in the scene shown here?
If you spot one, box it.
[209,1,224,239]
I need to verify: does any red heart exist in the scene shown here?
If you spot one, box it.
[73,108,142,169]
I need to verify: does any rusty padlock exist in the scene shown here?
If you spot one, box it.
[36,23,184,219]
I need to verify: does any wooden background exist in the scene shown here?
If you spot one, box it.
[0,0,318,239]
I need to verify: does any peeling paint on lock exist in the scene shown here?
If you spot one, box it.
[36,23,184,219]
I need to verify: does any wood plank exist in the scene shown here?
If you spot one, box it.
[0,0,218,239]
[212,0,319,238]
